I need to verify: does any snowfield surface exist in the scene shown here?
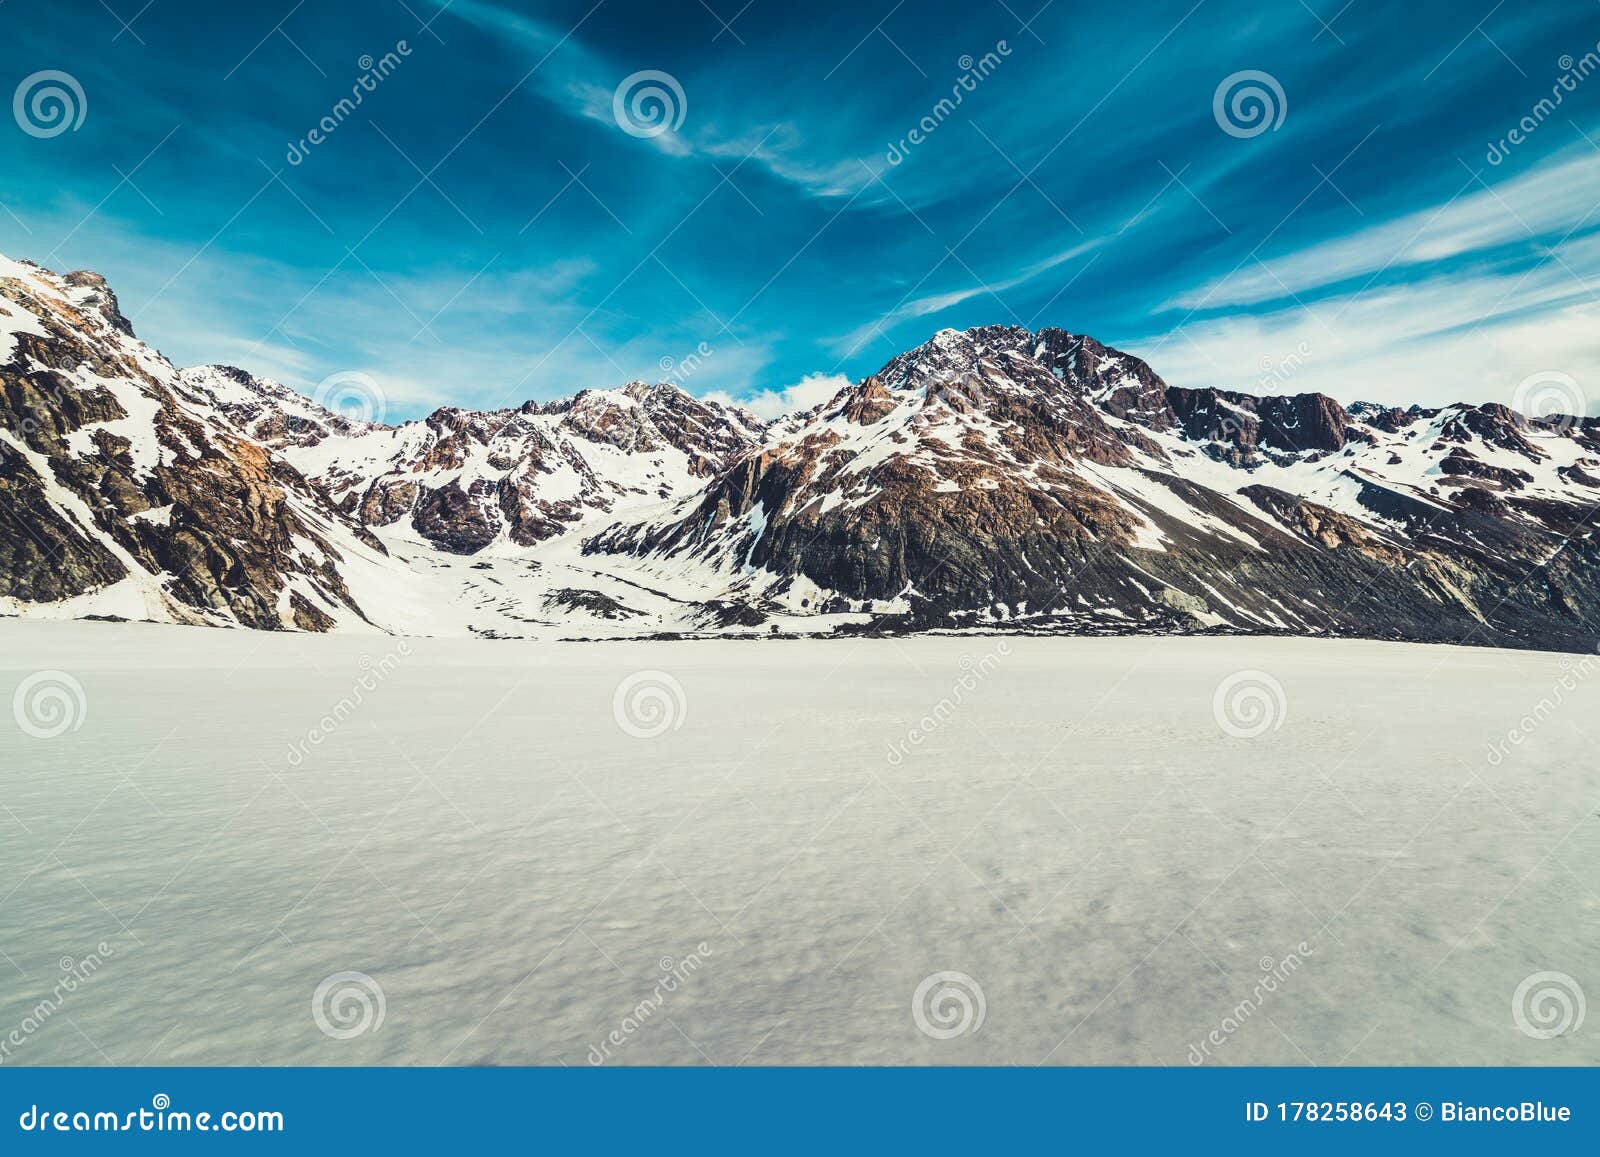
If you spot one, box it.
[0,624,1595,1066]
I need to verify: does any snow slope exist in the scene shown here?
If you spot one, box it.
[6,254,1600,648]
[0,623,1593,1065]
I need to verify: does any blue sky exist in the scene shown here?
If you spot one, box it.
[3,0,1599,420]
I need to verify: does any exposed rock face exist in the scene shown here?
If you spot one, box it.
[1168,387,1348,454]
[586,327,1600,651]
[0,443,129,602]
[280,382,765,556]
[0,257,384,629]
[175,364,376,449]
[4,255,1599,649]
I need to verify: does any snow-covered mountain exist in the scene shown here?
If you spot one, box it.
[584,325,1600,648]
[265,379,765,554]
[0,255,392,631]
[4,255,1598,648]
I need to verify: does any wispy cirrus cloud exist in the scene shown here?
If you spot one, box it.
[434,0,881,200]
[6,0,1599,422]
[832,238,1103,357]
[1137,244,1600,412]
[1168,147,1600,312]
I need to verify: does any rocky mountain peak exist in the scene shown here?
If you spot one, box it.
[0,257,383,630]
[176,363,378,449]
[60,270,135,337]
[864,324,1174,428]
[7,249,1600,648]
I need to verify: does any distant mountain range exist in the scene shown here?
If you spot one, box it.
[3,252,1597,649]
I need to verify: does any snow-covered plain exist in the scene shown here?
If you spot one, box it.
[0,623,1594,1066]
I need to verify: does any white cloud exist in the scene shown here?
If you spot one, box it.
[1132,257,1600,413]
[0,202,730,418]
[438,0,877,200]
[831,238,1103,357]
[1169,147,1600,311]
[707,372,851,420]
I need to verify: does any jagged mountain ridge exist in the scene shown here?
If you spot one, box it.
[3,255,1597,648]
[180,361,770,564]
[584,324,1600,648]
[0,256,389,630]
